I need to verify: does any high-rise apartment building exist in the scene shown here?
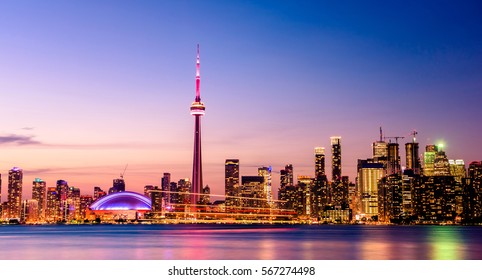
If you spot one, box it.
[331,137,342,182]
[315,147,325,177]
[225,159,240,208]
[32,178,46,221]
[7,167,23,219]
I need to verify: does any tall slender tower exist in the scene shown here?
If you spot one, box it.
[331,136,342,182]
[190,44,205,207]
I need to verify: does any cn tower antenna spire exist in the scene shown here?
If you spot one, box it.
[195,44,201,102]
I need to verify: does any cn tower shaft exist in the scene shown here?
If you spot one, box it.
[190,44,205,208]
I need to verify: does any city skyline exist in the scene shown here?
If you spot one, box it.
[1,1,482,199]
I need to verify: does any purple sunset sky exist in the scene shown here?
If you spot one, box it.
[0,1,481,199]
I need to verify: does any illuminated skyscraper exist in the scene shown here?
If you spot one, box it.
[150,186,162,217]
[412,176,457,222]
[21,199,39,223]
[190,44,206,207]
[297,176,312,216]
[280,164,294,188]
[463,161,482,223]
[434,146,450,176]
[80,195,93,220]
[373,128,388,163]
[387,143,401,175]
[315,147,325,177]
[225,159,240,208]
[32,178,46,221]
[358,160,384,217]
[405,142,421,174]
[67,186,81,221]
[201,185,211,205]
[378,174,403,223]
[424,145,438,176]
[169,182,178,206]
[162,173,171,204]
[7,167,23,219]
[46,187,60,222]
[241,176,266,210]
[279,164,295,210]
[56,180,69,221]
[373,142,388,159]
[312,150,328,216]
[331,137,342,182]
[468,161,482,178]
[258,166,272,205]
[449,160,466,183]
[177,178,191,208]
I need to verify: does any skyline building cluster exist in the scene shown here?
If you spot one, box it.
[1,48,482,225]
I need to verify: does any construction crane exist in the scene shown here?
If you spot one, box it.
[410,130,418,143]
[120,164,128,179]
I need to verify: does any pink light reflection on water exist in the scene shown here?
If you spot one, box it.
[1,225,482,260]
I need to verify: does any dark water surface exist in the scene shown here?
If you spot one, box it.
[0,224,481,260]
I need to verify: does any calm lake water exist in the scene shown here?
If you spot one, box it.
[0,224,481,260]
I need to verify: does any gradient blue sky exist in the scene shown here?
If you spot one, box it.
[0,1,481,199]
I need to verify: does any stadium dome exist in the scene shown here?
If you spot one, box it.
[89,191,152,211]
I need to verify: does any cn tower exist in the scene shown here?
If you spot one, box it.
[190,44,205,208]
